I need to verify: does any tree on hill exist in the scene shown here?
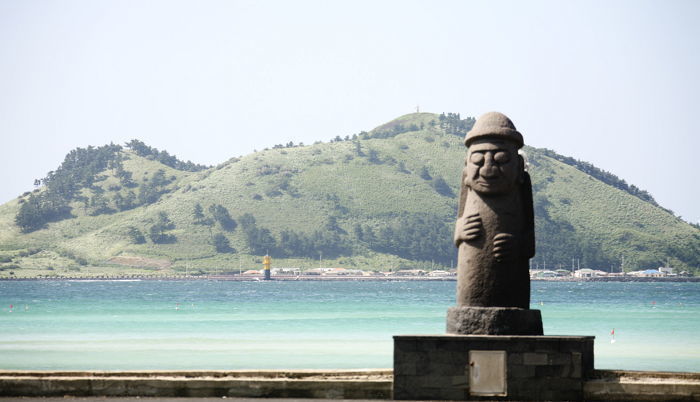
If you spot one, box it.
[148,211,176,244]
[193,203,206,223]
[278,229,310,257]
[397,161,409,173]
[126,226,146,244]
[89,192,114,216]
[244,226,276,255]
[137,169,173,205]
[115,164,135,188]
[239,213,256,229]
[431,176,454,197]
[208,204,237,231]
[15,192,72,232]
[239,213,276,255]
[114,191,137,211]
[192,203,214,233]
[419,166,432,180]
[212,233,234,253]
[367,149,381,164]
[353,139,365,156]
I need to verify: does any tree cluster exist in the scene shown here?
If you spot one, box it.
[148,211,176,244]
[239,213,277,255]
[238,213,349,258]
[438,112,475,137]
[212,233,234,253]
[539,149,660,208]
[15,141,202,232]
[193,203,238,253]
[272,141,304,149]
[15,192,72,233]
[16,144,123,232]
[355,214,455,265]
[125,139,209,172]
[127,226,146,244]
[237,209,456,265]
[138,169,174,205]
[362,123,422,140]
[193,203,237,232]
[431,176,454,197]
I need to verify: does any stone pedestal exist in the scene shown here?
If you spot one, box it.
[393,335,594,401]
[446,306,543,335]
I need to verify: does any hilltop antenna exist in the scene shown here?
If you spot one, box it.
[416,105,420,113]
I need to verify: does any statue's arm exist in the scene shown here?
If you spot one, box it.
[455,213,483,246]
[454,187,482,246]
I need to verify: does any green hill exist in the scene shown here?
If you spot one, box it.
[1,112,698,278]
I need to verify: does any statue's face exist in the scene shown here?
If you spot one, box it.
[464,139,521,195]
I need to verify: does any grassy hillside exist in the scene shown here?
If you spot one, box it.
[0,113,697,277]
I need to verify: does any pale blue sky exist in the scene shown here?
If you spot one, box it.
[1,0,699,223]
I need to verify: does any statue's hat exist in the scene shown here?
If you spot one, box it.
[465,112,523,149]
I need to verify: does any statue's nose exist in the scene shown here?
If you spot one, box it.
[481,153,499,178]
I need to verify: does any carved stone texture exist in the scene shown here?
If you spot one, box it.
[450,112,541,335]
[446,306,543,335]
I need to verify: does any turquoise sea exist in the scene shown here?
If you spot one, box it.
[0,280,698,372]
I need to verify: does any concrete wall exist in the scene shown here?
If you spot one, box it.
[1,369,698,400]
[585,370,700,401]
[0,370,392,399]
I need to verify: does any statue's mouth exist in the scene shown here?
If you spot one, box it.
[476,178,500,186]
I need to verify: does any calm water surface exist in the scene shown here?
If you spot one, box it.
[0,280,698,371]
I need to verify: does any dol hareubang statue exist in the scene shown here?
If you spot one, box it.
[393,114,593,400]
[447,112,543,335]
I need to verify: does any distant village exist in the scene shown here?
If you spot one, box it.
[528,266,691,280]
[237,267,456,279]
[3,263,694,282]
[232,265,692,281]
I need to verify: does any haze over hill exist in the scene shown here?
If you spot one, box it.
[0,113,698,277]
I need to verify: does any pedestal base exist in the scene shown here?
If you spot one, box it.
[446,306,543,335]
[393,335,594,401]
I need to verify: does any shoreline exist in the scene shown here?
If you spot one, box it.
[0,275,698,282]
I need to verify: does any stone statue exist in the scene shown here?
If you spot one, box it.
[447,112,542,335]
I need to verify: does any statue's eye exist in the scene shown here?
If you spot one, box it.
[470,153,484,165]
[494,151,510,164]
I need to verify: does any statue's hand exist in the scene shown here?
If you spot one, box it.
[493,233,515,262]
[454,213,482,245]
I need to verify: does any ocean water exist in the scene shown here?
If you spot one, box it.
[0,280,698,372]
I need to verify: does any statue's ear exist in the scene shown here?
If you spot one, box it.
[518,154,525,184]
